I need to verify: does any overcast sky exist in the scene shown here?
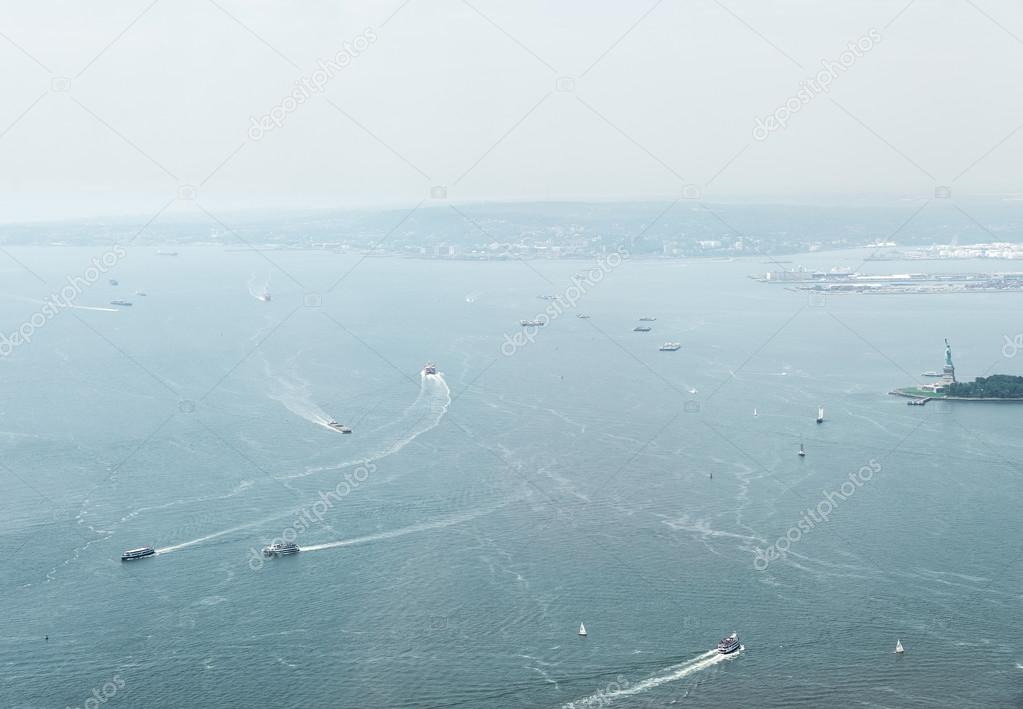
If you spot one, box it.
[1,0,1022,221]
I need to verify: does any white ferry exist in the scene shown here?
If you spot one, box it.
[717,632,741,654]
[121,546,156,561]
[262,542,300,557]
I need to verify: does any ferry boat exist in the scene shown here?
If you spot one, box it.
[520,319,545,327]
[659,342,681,351]
[639,316,657,322]
[327,420,352,433]
[121,546,155,561]
[422,362,437,375]
[717,632,741,654]
[110,300,133,307]
[262,542,300,557]
[921,371,942,377]
[633,326,652,332]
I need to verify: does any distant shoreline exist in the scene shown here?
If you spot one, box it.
[889,389,1023,402]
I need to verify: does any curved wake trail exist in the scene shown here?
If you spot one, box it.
[300,499,509,553]
[155,374,452,554]
[284,372,451,479]
[562,647,742,708]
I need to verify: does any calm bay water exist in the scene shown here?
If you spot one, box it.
[2,245,1022,707]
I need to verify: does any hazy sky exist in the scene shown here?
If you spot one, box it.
[1,0,1022,221]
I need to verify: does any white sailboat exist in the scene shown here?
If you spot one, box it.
[798,441,806,457]
[753,408,758,416]
[895,639,904,654]
[816,406,824,424]
[578,623,587,637]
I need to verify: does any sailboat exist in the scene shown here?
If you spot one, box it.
[798,441,806,457]
[895,639,904,654]
[578,623,587,637]
[816,406,824,424]
[753,408,758,416]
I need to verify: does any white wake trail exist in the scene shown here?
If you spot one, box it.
[155,519,274,554]
[300,498,508,553]
[284,372,451,479]
[562,647,742,708]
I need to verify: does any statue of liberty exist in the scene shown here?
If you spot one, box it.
[945,338,953,367]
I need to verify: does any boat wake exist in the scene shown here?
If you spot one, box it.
[283,371,451,479]
[300,499,508,553]
[247,271,271,301]
[155,519,277,555]
[562,646,742,708]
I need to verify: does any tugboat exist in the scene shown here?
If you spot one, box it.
[659,342,681,351]
[633,326,652,332]
[121,546,156,561]
[262,542,300,557]
[422,362,438,376]
[717,632,741,654]
[327,420,352,433]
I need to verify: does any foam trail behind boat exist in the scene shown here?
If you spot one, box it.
[155,519,279,554]
[300,499,507,553]
[561,647,742,708]
[284,371,451,479]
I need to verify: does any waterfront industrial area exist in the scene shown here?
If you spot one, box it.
[753,268,1023,295]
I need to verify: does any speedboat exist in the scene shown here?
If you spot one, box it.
[717,632,741,654]
[422,362,438,375]
[327,420,352,433]
[659,342,681,351]
[262,542,300,557]
[121,546,155,561]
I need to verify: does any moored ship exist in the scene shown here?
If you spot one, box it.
[262,542,300,557]
[717,632,741,654]
[121,546,155,561]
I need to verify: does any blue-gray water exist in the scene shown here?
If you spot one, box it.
[3,246,1022,708]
